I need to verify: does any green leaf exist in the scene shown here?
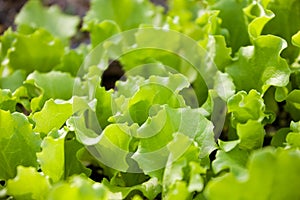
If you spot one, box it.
[83,0,162,31]
[133,106,216,173]
[203,35,232,72]
[88,20,121,47]
[6,166,51,200]
[128,75,188,125]
[274,86,289,102]
[15,0,80,40]
[0,110,41,180]
[26,71,75,101]
[292,31,300,48]
[188,161,206,192]
[64,132,92,178]
[226,35,290,93]
[37,129,91,183]
[163,144,207,199]
[167,1,223,40]
[95,86,113,128]
[244,1,274,41]
[212,146,249,179]
[218,139,240,152]
[32,99,72,134]
[7,29,65,73]
[48,175,108,200]
[285,90,300,121]
[54,49,85,77]
[111,73,191,125]
[205,148,300,200]
[103,177,161,200]
[236,120,265,150]
[0,28,16,61]
[91,123,133,172]
[37,130,66,183]
[11,82,43,113]
[167,0,202,26]
[164,181,189,200]
[209,0,250,53]
[0,70,26,92]
[227,90,266,126]
[262,0,300,63]
[213,71,235,101]
[0,89,16,112]
[286,132,300,148]
[271,128,290,147]
[290,121,300,132]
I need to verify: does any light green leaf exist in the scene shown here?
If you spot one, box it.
[188,161,206,192]
[128,75,188,125]
[286,132,300,148]
[95,86,113,128]
[168,0,224,43]
[164,181,189,200]
[91,123,133,172]
[202,35,232,71]
[26,71,75,101]
[89,20,121,47]
[218,139,240,152]
[54,49,85,77]
[48,175,108,200]
[111,73,191,125]
[236,120,265,150]
[205,148,300,200]
[15,0,80,40]
[0,89,16,112]
[6,166,50,200]
[228,90,266,126]
[290,121,300,132]
[226,35,290,93]
[163,144,207,199]
[7,29,65,73]
[0,70,26,92]
[11,82,42,112]
[214,71,235,101]
[167,0,202,29]
[103,177,161,200]
[115,76,145,98]
[37,130,66,183]
[262,0,300,62]
[244,1,274,41]
[0,110,40,180]
[83,0,162,31]
[212,147,249,179]
[292,31,300,48]
[133,106,216,173]
[163,145,197,192]
[0,28,16,61]
[37,129,91,183]
[32,99,72,134]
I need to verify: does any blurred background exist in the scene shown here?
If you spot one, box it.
[0,0,167,34]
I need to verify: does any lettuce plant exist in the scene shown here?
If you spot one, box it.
[1,0,300,199]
